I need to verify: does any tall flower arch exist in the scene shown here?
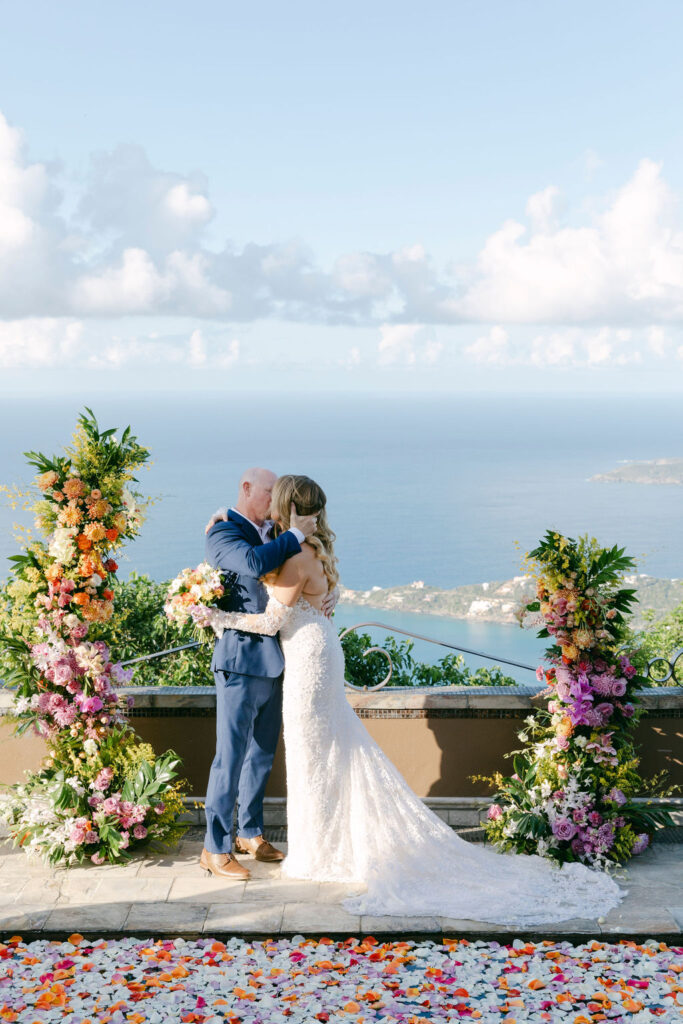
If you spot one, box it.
[1,410,185,865]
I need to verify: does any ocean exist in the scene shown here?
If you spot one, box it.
[1,391,681,683]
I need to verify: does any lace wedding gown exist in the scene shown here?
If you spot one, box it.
[208,593,623,926]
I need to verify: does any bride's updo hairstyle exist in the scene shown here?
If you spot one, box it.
[269,474,339,590]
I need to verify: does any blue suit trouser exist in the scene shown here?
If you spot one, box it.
[204,669,283,854]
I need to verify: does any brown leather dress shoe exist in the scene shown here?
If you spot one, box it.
[200,848,250,880]
[234,835,285,862]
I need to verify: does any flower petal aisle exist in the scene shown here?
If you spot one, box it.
[0,410,186,866]
[0,934,680,1022]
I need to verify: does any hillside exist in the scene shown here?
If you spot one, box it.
[339,574,683,629]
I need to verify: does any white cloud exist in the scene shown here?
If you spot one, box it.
[465,325,510,364]
[339,346,361,369]
[647,325,672,357]
[187,328,239,369]
[451,160,683,325]
[525,186,562,234]
[377,323,441,365]
[463,325,650,369]
[0,318,83,367]
[188,328,206,366]
[530,331,576,367]
[2,104,683,375]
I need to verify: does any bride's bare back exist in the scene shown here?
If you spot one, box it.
[268,542,329,610]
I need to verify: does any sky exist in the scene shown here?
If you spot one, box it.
[1,0,683,393]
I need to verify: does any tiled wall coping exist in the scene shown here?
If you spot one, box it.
[1,684,683,716]
[1,684,681,715]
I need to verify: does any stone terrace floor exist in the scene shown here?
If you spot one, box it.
[1,833,681,942]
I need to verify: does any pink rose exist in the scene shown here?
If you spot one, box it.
[133,825,148,840]
[94,767,114,792]
[91,852,105,865]
[487,803,503,821]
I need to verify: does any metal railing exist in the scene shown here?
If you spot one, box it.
[118,622,537,692]
[119,628,682,692]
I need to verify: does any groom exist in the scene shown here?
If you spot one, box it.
[200,467,321,880]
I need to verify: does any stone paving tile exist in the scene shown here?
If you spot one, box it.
[528,917,601,935]
[440,918,511,933]
[599,905,680,934]
[169,877,247,903]
[317,882,366,903]
[56,878,173,905]
[12,878,62,905]
[282,902,361,933]
[204,901,285,933]
[0,904,55,931]
[246,879,321,903]
[360,915,441,933]
[51,860,144,882]
[45,904,131,932]
[124,902,208,933]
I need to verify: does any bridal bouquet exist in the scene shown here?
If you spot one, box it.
[164,563,226,641]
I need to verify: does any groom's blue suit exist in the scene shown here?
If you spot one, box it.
[204,510,301,854]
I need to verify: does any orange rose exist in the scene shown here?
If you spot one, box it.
[105,528,119,542]
[104,559,118,572]
[45,563,63,582]
[72,592,90,606]
[102,588,114,600]
[79,556,97,578]
[77,535,92,552]
[556,716,573,738]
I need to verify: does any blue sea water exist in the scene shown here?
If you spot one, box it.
[1,391,681,682]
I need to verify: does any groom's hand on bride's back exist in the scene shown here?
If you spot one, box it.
[205,507,229,534]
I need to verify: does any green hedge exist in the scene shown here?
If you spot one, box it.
[5,571,678,689]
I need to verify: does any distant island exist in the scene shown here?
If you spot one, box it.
[339,574,683,629]
[590,458,683,485]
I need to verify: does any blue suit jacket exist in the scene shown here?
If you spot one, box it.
[205,510,302,678]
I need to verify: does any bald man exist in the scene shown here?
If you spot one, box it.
[200,468,318,880]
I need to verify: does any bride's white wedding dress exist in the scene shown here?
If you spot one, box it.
[210,592,623,926]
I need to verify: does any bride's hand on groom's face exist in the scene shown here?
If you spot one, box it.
[205,507,229,534]
[290,503,318,539]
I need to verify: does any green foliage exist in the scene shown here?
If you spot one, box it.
[99,573,212,686]
[624,599,683,685]
[340,629,516,688]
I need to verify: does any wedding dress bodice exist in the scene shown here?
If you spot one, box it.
[208,592,624,926]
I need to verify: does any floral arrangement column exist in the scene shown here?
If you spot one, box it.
[1,409,185,865]
[484,531,675,869]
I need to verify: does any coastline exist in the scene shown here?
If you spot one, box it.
[339,573,683,628]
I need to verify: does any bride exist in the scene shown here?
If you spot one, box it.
[195,474,623,926]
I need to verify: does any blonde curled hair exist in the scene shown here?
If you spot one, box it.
[264,474,339,590]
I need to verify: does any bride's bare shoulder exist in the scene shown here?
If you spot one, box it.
[276,547,311,583]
